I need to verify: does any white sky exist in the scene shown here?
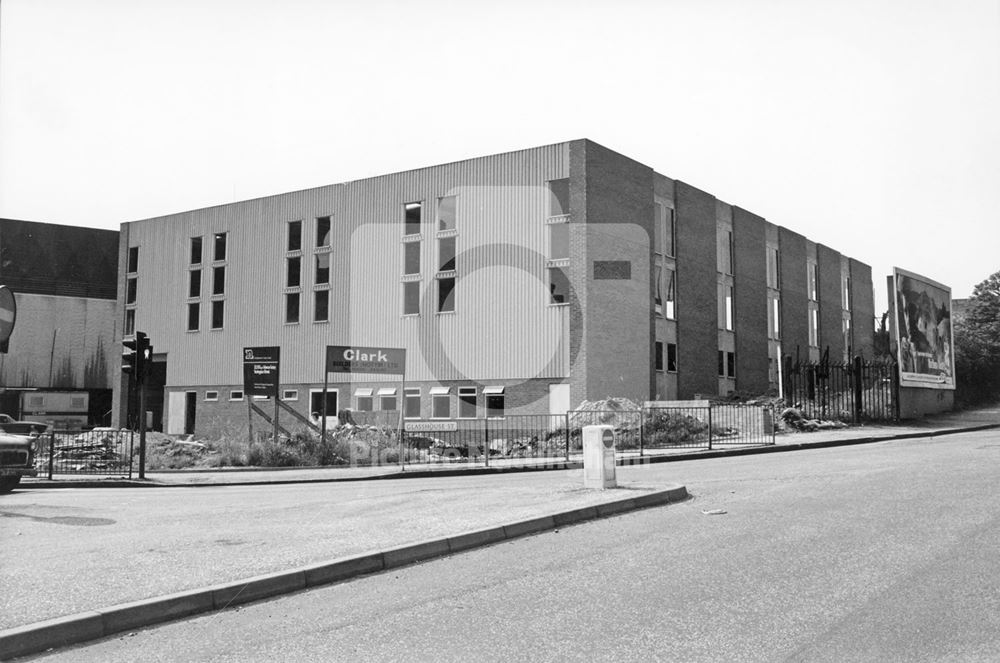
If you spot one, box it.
[1,0,998,312]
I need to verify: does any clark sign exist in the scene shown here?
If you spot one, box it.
[326,345,406,375]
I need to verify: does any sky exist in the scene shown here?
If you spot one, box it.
[1,0,998,313]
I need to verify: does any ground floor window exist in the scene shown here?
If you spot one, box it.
[484,386,505,418]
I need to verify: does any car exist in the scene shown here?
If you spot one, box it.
[0,432,38,493]
[0,413,48,437]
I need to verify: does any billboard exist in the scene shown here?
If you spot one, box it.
[243,346,280,397]
[326,345,406,376]
[890,268,954,389]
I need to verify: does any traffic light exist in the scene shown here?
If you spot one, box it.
[122,331,148,383]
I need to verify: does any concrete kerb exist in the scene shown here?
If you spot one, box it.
[0,485,687,661]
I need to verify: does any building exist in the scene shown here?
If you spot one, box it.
[0,219,120,426]
[113,140,874,438]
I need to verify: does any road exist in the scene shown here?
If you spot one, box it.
[21,430,1000,662]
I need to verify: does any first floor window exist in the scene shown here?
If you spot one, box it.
[404,388,421,418]
[285,293,300,324]
[437,277,455,313]
[211,300,224,329]
[809,308,819,346]
[655,341,664,371]
[125,308,136,336]
[187,302,200,331]
[282,390,299,401]
[126,278,137,304]
[458,387,476,418]
[314,290,329,322]
[188,270,201,298]
[548,267,569,304]
[719,351,736,378]
[667,343,678,372]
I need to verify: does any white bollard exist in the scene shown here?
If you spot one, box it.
[583,425,617,489]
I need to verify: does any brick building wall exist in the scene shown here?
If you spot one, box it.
[732,207,769,393]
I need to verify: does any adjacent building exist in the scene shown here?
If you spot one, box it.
[0,219,120,426]
[113,140,874,438]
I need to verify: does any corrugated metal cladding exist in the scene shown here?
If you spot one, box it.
[124,143,570,387]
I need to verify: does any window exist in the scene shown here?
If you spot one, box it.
[127,247,139,273]
[844,276,852,310]
[431,387,451,418]
[767,247,780,289]
[665,269,676,319]
[667,343,678,372]
[772,296,781,339]
[187,302,200,331]
[720,284,734,331]
[404,202,422,235]
[285,292,300,324]
[809,308,819,346]
[404,242,420,275]
[315,253,330,285]
[718,230,733,275]
[314,290,329,322]
[438,196,456,232]
[205,391,219,401]
[355,388,374,412]
[213,232,227,261]
[458,387,476,418]
[808,263,819,301]
[190,237,202,265]
[548,222,569,260]
[288,220,302,252]
[719,351,736,378]
[437,276,455,313]
[654,262,663,313]
[126,278,137,305]
[438,236,456,272]
[378,388,397,411]
[211,300,224,329]
[548,267,569,304]
[316,216,331,247]
[404,388,421,419]
[212,266,225,295]
[230,390,244,401]
[484,386,505,418]
[124,308,135,336]
[286,257,301,288]
[655,341,664,371]
[282,390,299,401]
[310,390,338,419]
[403,281,420,315]
[188,270,201,298]
[664,207,675,257]
[548,179,570,217]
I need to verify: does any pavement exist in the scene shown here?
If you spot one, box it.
[2,407,997,660]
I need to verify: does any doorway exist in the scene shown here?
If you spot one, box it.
[184,391,196,435]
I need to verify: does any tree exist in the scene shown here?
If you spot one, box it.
[954,270,1000,405]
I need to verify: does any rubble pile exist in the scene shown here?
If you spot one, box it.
[779,407,848,432]
[568,397,642,430]
[47,430,131,471]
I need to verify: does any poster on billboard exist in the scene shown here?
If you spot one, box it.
[891,268,954,389]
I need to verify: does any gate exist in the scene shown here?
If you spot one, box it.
[38,429,134,478]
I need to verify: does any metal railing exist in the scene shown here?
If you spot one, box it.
[783,355,898,423]
[401,414,571,466]
[36,429,134,478]
[642,404,776,451]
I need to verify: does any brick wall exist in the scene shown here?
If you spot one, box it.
[849,258,875,357]
[732,207,769,393]
[674,182,719,398]
[778,227,809,360]
[817,244,845,360]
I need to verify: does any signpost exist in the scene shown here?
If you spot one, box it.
[244,347,280,444]
[0,285,17,354]
[323,345,406,466]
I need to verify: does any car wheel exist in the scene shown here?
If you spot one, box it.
[0,476,21,494]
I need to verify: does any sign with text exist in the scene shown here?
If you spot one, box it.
[243,346,280,397]
[405,421,458,432]
[326,345,406,375]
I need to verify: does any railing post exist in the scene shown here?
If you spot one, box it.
[47,430,55,479]
[707,405,713,451]
[128,430,135,479]
[639,406,645,458]
[852,355,863,423]
[564,413,570,462]
[484,417,489,468]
